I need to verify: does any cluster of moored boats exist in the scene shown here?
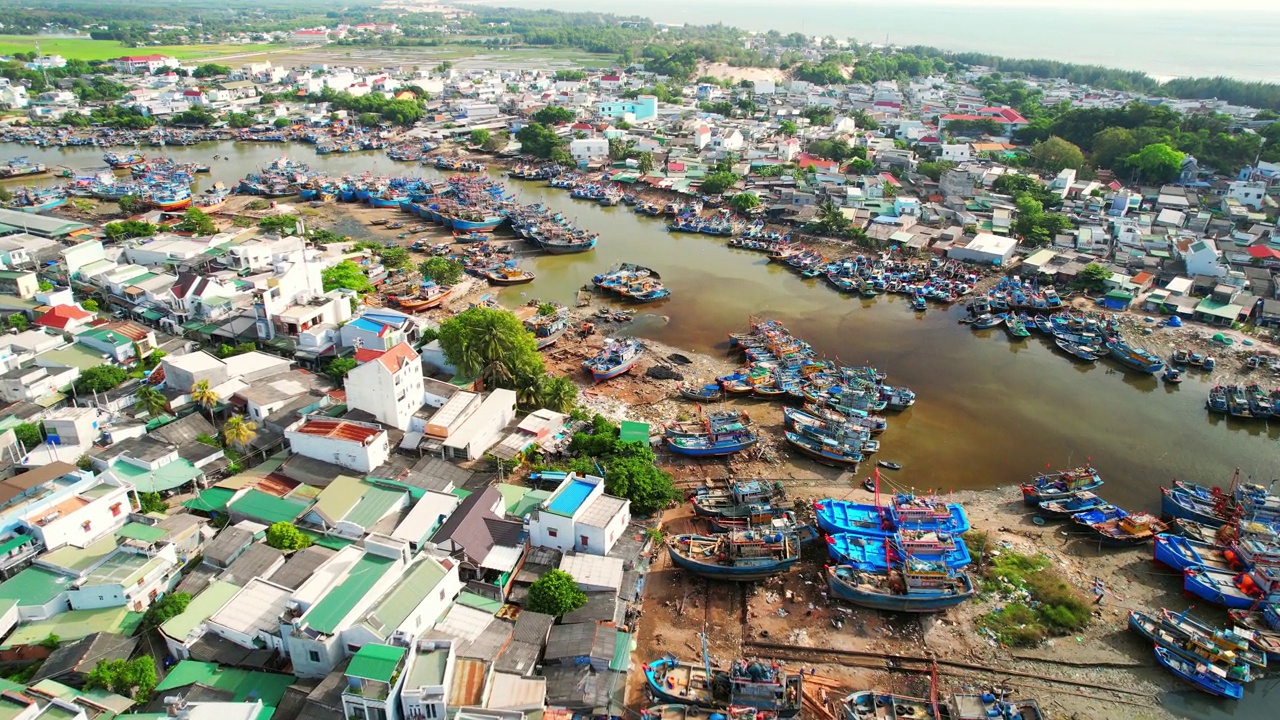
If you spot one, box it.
[676,319,911,467]
[4,152,223,213]
[592,263,671,303]
[1206,380,1280,419]
[756,247,981,306]
[1024,464,1280,698]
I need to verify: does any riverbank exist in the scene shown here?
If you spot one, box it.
[623,481,1195,720]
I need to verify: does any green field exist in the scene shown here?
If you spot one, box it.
[0,36,283,62]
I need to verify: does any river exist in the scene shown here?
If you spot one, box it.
[465,0,1280,82]
[8,139,1280,714]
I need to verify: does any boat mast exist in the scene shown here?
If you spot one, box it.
[700,631,712,683]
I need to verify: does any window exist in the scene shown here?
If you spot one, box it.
[580,535,589,548]
[547,528,557,538]
[110,503,122,516]
[425,706,437,719]
[308,650,320,663]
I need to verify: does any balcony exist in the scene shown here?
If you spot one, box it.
[344,679,392,701]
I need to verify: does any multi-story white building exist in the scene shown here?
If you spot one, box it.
[526,473,631,556]
[110,54,180,74]
[344,343,423,432]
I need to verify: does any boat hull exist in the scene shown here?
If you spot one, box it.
[826,567,975,612]
[667,544,798,581]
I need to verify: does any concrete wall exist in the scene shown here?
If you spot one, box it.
[28,483,132,551]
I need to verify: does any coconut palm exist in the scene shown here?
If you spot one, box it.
[538,376,578,414]
[134,385,168,417]
[190,380,220,423]
[222,415,258,452]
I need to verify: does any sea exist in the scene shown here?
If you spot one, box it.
[462,0,1280,82]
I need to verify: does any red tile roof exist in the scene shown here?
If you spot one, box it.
[34,304,92,329]
[293,418,382,444]
[375,342,419,373]
[796,153,837,171]
[1247,245,1280,260]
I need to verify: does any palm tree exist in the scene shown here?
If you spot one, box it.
[134,385,168,417]
[222,414,258,453]
[190,380,220,423]
[638,152,654,174]
[538,377,578,414]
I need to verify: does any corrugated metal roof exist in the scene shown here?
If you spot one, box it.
[346,643,405,682]
[228,489,308,525]
[342,486,405,529]
[446,658,489,707]
[362,557,448,639]
[309,475,368,526]
[303,553,395,634]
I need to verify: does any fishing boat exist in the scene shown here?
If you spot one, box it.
[1037,491,1109,519]
[584,337,643,382]
[826,533,971,570]
[1207,385,1229,413]
[1020,465,1103,504]
[1172,347,1190,364]
[1129,612,1253,684]
[1152,646,1243,700]
[1152,534,1242,572]
[104,151,145,168]
[0,157,47,179]
[1159,608,1267,670]
[1053,338,1100,362]
[389,283,453,312]
[969,313,1004,330]
[825,562,975,613]
[1159,486,1232,527]
[877,461,901,471]
[1163,367,1183,383]
[946,692,1045,720]
[478,264,536,285]
[691,480,783,519]
[666,431,759,457]
[1071,504,1125,528]
[644,655,802,717]
[1107,339,1165,373]
[814,496,970,538]
[1184,565,1280,610]
[1227,607,1280,662]
[680,383,725,402]
[642,705,770,720]
[784,431,862,467]
[1005,315,1031,338]
[667,528,802,581]
[1087,511,1166,547]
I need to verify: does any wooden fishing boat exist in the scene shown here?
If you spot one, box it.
[1070,504,1125,529]
[1128,611,1254,682]
[691,480,784,519]
[642,705,774,720]
[1020,465,1103,504]
[679,383,724,402]
[825,533,971,570]
[644,656,802,717]
[877,461,901,470]
[1160,486,1232,527]
[1152,646,1243,700]
[1037,491,1108,519]
[387,283,453,312]
[825,562,975,613]
[969,313,1004,330]
[584,337,643,382]
[1174,518,1226,545]
[784,430,862,467]
[814,496,971,538]
[1159,608,1267,670]
[667,529,802,581]
[479,265,536,285]
[1053,338,1100,362]
[1152,533,1241,572]
[1227,607,1280,662]
[666,409,752,438]
[946,692,1045,720]
[1087,512,1166,547]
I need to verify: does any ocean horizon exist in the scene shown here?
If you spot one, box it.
[460,0,1280,83]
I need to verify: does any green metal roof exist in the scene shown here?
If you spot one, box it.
[0,567,72,607]
[362,558,448,639]
[116,522,168,544]
[0,534,34,555]
[109,458,202,493]
[41,536,116,574]
[309,475,368,526]
[304,553,395,634]
[609,630,632,672]
[342,486,404,529]
[619,420,649,443]
[3,606,142,648]
[183,487,238,514]
[455,591,502,615]
[228,489,308,525]
[155,661,294,712]
[299,530,355,551]
[346,643,406,683]
[160,580,241,643]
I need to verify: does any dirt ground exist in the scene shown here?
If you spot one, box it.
[628,483,1195,720]
[697,62,788,84]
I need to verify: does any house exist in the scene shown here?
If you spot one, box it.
[339,311,418,353]
[1179,238,1228,279]
[75,322,157,363]
[0,270,38,299]
[290,29,331,43]
[20,468,132,554]
[440,389,517,461]
[0,78,29,109]
[939,144,971,163]
[399,639,457,720]
[344,343,423,432]
[596,96,657,122]
[0,364,77,403]
[569,138,610,166]
[39,535,182,612]
[342,644,410,720]
[110,55,179,74]
[34,305,94,333]
[946,233,1018,266]
[285,417,390,474]
[31,631,137,688]
[429,486,525,599]
[527,474,631,556]
[1228,180,1268,211]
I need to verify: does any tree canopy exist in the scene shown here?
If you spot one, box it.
[1029,136,1084,172]
[420,257,464,286]
[266,522,312,551]
[437,306,577,412]
[564,414,677,514]
[699,171,739,195]
[141,594,189,631]
[76,365,128,394]
[515,123,564,159]
[175,208,216,236]
[532,106,574,125]
[728,193,761,212]
[526,569,587,617]
[1126,143,1185,184]
[322,260,372,293]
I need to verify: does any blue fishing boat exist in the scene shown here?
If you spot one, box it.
[1184,566,1280,610]
[825,562,975,613]
[826,533,971,570]
[667,529,802,581]
[1071,504,1125,528]
[644,655,802,717]
[1053,338,1100,362]
[1021,465,1103,504]
[1160,608,1267,670]
[451,214,506,232]
[583,337,643,382]
[691,479,783,519]
[784,431,862,467]
[1152,646,1243,700]
[1227,607,1280,662]
[814,496,971,538]
[1152,534,1241,572]
[1129,611,1254,683]
[969,313,1004,330]
[1037,491,1108,519]
[666,432,758,457]
[1160,486,1231,527]
[1107,339,1165,373]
